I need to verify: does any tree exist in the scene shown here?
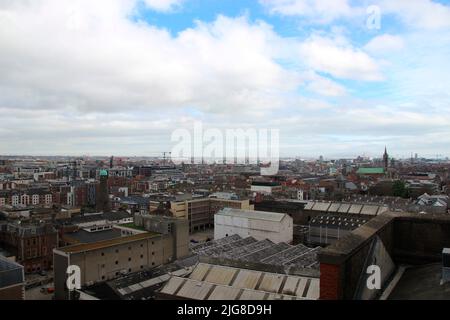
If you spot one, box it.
[392,180,410,198]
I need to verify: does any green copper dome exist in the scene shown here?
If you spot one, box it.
[99,169,108,176]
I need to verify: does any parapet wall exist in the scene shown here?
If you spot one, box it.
[319,212,450,300]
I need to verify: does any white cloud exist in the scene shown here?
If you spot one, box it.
[299,35,383,81]
[261,0,450,30]
[0,1,299,115]
[0,0,449,157]
[143,0,184,12]
[364,34,405,55]
[260,0,359,23]
[379,0,450,30]
[304,72,347,97]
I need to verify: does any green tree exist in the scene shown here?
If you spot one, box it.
[392,180,410,198]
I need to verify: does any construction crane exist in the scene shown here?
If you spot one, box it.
[162,152,172,165]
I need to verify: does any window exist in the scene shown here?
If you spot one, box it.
[128,247,131,251]
[152,252,155,256]
[102,264,105,268]
[140,265,144,269]
[101,252,104,256]
[152,262,155,266]
[128,258,131,262]
[140,255,143,259]
[115,261,118,265]
[115,249,119,253]
[102,276,105,280]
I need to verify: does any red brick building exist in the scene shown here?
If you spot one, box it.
[0,222,57,273]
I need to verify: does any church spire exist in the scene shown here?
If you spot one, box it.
[383,146,388,171]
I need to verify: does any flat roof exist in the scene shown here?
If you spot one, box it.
[217,208,286,222]
[63,229,122,244]
[57,232,160,254]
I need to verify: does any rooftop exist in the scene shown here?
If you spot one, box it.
[389,263,450,300]
[159,263,320,300]
[57,232,160,254]
[63,229,122,244]
[0,255,24,288]
[191,235,321,271]
[356,167,385,174]
[216,208,286,222]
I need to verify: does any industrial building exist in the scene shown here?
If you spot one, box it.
[303,200,388,217]
[307,215,369,245]
[158,262,319,300]
[53,215,189,300]
[170,197,254,233]
[191,234,320,273]
[214,208,293,244]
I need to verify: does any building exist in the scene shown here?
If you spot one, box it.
[356,167,385,177]
[319,212,450,300]
[250,182,282,195]
[158,262,319,300]
[383,147,389,171]
[170,197,254,233]
[214,208,293,244]
[96,170,110,212]
[0,255,25,300]
[53,215,189,300]
[191,234,320,272]
[0,222,57,273]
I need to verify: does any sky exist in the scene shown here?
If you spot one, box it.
[1,0,450,159]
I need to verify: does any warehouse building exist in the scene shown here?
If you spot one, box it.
[214,208,293,244]
[190,234,320,273]
[53,215,189,300]
[158,262,319,300]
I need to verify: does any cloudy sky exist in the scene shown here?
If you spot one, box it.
[1,0,450,159]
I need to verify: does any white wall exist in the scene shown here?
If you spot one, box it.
[214,214,293,244]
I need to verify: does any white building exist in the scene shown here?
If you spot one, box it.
[214,208,293,244]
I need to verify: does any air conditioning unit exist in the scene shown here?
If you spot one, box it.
[442,248,450,284]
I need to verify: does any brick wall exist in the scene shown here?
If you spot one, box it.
[320,263,341,300]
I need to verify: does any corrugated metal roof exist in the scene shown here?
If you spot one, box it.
[159,263,320,300]
[296,278,308,297]
[189,263,211,281]
[311,202,331,211]
[258,273,285,293]
[304,201,315,210]
[348,204,363,214]
[282,276,299,296]
[232,269,262,290]
[360,205,379,216]
[337,203,351,213]
[159,277,185,295]
[204,265,237,286]
[208,286,241,300]
[239,289,267,300]
[176,279,214,300]
[305,279,320,299]
[327,203,341,213]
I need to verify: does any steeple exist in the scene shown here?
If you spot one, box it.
[383,146,389,171]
